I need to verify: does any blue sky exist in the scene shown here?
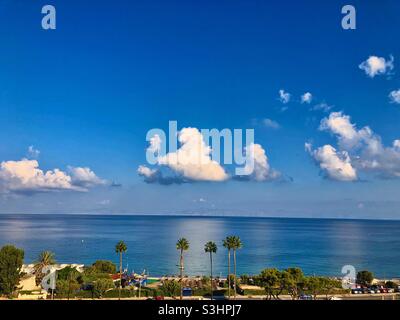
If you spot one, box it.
[1,0,400,218]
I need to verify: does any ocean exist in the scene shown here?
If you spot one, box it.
[0,214,399,278]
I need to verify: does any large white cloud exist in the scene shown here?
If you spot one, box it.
[0,159,105,194]
[359,55,394,78]
[138,128,281,184]
[305,143,357,181]
[139,128,228,183]
[308,112,400,180]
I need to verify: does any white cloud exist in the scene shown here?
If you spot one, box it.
[359,55,394,78]
[148,134,162,154]
[306,143,357,181]
[309,112,400,180]
[158,128,228,181]
[0,159,105,194]
[138,129,282,184]
[27,146,40,159]
[311,102,333,113]
[138,128,228,183]
[301,92,313,104]
[278,89,291,104]
[240,143,280,181]
[389,89,400,104]
[68,166,106,188]
[263,118,280,129]
[0,159,78,194]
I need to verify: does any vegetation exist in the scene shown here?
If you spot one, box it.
[176,237,189,300]
[204,241,217,300]
[160,279,180,297]
[0,245,24,296]
[33,251,56,286]
[356,270,374,286]
[255,267,344,300]
[92,260,117,274]
[223,236,234,299]
[115,240,127,298]
[93,278,115,298]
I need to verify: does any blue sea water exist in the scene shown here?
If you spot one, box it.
[0,214,399,278]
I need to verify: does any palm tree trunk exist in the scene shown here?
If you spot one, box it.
[210,252,213,300]
[227,250,231,299]
[233,249,237,299]
[119,252,122,300]
[180,249,183,300]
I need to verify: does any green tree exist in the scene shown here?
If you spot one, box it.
[282,267,305,300]
[93,278,115,298]
[92,260,117,274]
[0,245,24,296]
[356,270,374,286]
[258,268,281,300]
[56,266,80,300]
[176,238,189,300]
[204,241,217,300]
[33,251,56,286]
[305,276,324,300]
[223,236,235,299]
[115,240,127,299]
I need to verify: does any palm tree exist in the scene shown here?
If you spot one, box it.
[231,236,243,299]
[176,238,189,300]
[204,241,217,300]
[115,240,127,299]
[223,236,234,299]
[34,251,56,287]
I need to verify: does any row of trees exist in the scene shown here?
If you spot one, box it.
[250,268,342,300]
[175,235,243,300]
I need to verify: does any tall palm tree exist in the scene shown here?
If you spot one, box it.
[204,241,217,300]
[232,236,243,299]
[176,238,189,300]
[115,240,127,299]
[34,251,56,286]
[223,236,234,299]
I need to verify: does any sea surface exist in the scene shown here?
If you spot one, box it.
[0,214,399,278]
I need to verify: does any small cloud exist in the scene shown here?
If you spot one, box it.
[357,202,364,209]
[99,199,110,205]
[278,89,291,104]
[389,89,400,104]
[68,166,107,188]
[359,55,394,78]
[27,146,40,159]
[301,92,313,104]
[311,102,333,113]
[262,118,280,129]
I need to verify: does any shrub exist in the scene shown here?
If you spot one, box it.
[0,245,24,296]
[92,260,117,274]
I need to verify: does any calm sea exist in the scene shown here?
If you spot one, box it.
[0,214,399,278]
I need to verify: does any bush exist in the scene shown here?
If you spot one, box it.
[92,260,117,274]
[93,278,115,298]
[160,280,180,297]
[356,270,374,286]
[57,266,80,281]
[56,279,80,298]
[0,245,24,296]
